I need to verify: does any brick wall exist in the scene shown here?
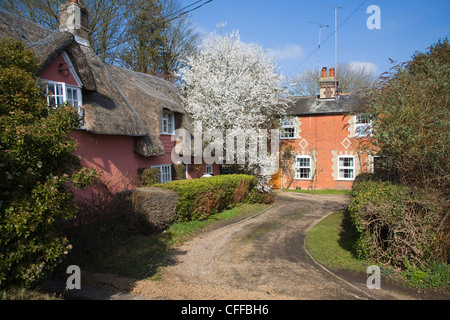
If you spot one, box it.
[278,113,375,190]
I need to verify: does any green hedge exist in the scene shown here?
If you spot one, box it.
[349,180,444,269]
[155,175,256,221]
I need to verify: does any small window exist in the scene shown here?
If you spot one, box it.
[161,109,175,135]
[338,156,355,180]
[355,114,372,138]
[295,156,312,180]
[153,165,172,183]
[205,164,213,175]
[43,80,84,127]
[45,82,64,107]
[281,118,295,139]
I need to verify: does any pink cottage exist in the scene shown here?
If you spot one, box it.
[0,2,219,206]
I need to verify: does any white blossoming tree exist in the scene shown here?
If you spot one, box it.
[178,30,288,191]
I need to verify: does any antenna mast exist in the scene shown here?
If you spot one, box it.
[307,21,330,80]
[324,5,343,98]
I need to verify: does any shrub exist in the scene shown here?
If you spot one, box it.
[245,188,276,205]
[156,174,256,221]
[114,187,179,234]
[174,164,186,180]
[139,168,161,186]
[0,39,98,287]
[349,180,446,269]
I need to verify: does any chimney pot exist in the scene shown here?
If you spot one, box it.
[321,67,327,78]
[330,68,335,78]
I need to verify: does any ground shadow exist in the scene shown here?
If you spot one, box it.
[337,210,360,260]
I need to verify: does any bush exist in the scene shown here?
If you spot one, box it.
[0,39,97,288]
[174,164,186,180]
[349,180,447,269]
[139,168,161,186]
[245,188,276,205]
[156,174,256,221]
[114,187,179,234]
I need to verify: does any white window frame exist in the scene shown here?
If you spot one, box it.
[280,118,296,140]
[338,156,356,181]
[354,114,372,138]
[152,164,172,184]
[205,164,213,175]
[295,156,312,180]
[161,109,175,135]
[43,80,84,128]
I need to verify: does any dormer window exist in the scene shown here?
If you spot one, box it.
[161,109,175,135]
[43,80,84,128]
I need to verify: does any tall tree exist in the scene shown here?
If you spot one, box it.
[120,0,168,75]
[120,0,200,82]
[159,0,200,83]
[368,38,450,191]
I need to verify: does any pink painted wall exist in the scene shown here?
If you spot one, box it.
[39,53,79,86]
[70,131,176,195]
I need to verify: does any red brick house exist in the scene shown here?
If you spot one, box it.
[0,2,219,205]
[276,67,377,190]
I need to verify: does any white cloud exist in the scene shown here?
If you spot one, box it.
[267,44,304,61]
[349,61,378,74]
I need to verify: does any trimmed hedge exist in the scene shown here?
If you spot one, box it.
[114,187,179,234]
[349,180,445,269]
[155,174,256,222]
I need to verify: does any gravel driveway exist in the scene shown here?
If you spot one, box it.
[82,191,444,300]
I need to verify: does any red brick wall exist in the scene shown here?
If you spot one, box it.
[278,114,374,190]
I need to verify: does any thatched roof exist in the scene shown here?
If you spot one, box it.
[286,95,362,116]
[0,10,185,157]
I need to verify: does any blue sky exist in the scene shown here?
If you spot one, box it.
[179,0,450,78]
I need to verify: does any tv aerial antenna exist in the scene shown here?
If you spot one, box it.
[307,21,330,79]
[323,5,343,97]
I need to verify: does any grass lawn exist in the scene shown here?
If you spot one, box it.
[305,210,367,273]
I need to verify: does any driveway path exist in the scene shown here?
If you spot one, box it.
[83,191,440,300]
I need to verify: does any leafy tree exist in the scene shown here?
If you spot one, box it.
[368,38,450,191]
[120,0,199,81]
[0,39,98,287]
[120,0,168,75]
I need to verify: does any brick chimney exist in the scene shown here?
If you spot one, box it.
[59,0,90,45]
[319,67,339,99]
